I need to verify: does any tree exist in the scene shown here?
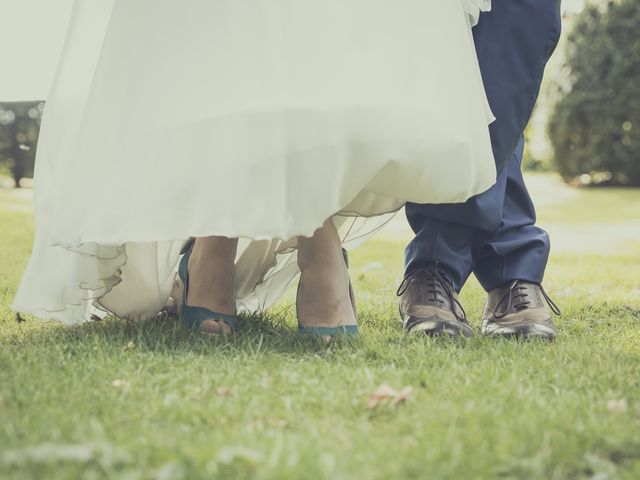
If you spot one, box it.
[548,0,640,186]
[0,101,44,187]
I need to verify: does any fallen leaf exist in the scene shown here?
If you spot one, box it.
[394,386,414,406]
[607,399,628,413]
[216,387,231,397]
[367,384,413,410]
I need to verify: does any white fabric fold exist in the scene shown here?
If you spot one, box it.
[12,0,497,324]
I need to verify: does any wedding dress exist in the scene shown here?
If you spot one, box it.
[11,0,494,324]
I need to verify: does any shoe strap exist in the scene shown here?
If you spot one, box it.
[298,324,359,336]
[181,305,239,332]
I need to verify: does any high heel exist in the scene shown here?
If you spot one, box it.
[297,248,359,337]
[177,239,239,334]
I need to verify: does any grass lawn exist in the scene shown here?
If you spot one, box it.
[1,180,639,479]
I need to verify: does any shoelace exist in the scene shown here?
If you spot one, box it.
[494,280,562,319]
[396,264,467,322]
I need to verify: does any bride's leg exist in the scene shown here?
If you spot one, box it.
[297,219,357,332]
[186,236,238,334]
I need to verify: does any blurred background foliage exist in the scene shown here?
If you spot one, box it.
[548,0,640,186]
[0,0,637,188]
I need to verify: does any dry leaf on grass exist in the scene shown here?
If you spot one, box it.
[367,384,413,410]
[216,387,232,397]
[607,399,628,413]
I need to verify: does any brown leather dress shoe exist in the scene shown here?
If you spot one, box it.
[482,281,561,341]
[397,267,473,337]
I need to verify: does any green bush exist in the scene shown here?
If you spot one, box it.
[548,0,640,186]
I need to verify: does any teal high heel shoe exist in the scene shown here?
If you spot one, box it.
[297,248,359,337]
[178,240,239,334]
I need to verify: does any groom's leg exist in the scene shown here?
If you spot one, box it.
[471,136,550,292]
[400,1,561,336]
[401,165,509,337]
[476,138,557,339]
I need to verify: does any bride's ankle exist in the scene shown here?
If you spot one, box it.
[185,236,237,314]
[297,249,345,274]
[297,219,343,272]
[296,261,356,328]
